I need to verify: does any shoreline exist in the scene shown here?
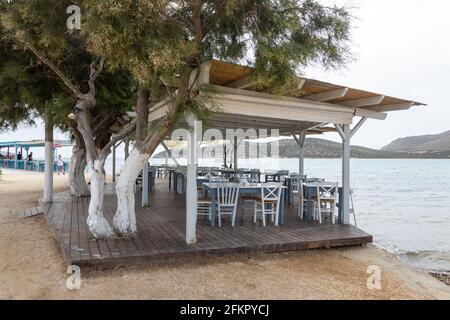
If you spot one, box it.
[0,169,449,299]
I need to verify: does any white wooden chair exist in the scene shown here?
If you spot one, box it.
[239,178,260,221]
[197,198,212,221]
[297,177,310,220]
[314,182,339,224]
[253,183,282,226]
[216,183,240,227]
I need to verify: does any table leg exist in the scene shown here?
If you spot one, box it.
[306,188,313,222]
[210,189,216,227]
[279,189,286,225]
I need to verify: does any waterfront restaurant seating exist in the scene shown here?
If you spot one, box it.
[239,178,260,221]
[313,182,339,224]
[253,183,282,226]
[216,183,240,227]
[276,170,289,182]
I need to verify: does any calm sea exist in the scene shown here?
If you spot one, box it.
[107,158,450,273]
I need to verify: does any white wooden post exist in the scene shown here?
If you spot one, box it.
[14,144,18,169]
[233,136,238,170]
[185,113,200,244]
[341,124,351,224]
[294,132,306,177]
[335,117,367,224]
[142,161,149,207]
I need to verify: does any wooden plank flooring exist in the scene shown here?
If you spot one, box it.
[44,180,372,267]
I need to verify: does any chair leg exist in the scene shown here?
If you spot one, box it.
[262,206,266,227]
[331,206,335,224]
[318,202,322,224]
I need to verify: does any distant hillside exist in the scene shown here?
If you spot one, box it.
[154,137,450,159]
[382,130,450,153]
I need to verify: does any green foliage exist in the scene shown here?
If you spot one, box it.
[0,0,134,137]
[1,0,353,138]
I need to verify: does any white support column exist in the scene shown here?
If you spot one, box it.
[335,117,367,225]
[142,161,149,207]
[233,136,238,170]
[296,132,306,177]
[185,113,200,244]
[341,124,351,224]
[14,144,18,169]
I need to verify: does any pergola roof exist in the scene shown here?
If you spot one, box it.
[208,60,425,113]
[150,60,426,137]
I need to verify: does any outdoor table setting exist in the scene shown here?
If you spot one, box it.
[202,180,288,227]
[301,181,343,223]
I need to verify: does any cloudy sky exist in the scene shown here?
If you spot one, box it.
[1,0,449,158]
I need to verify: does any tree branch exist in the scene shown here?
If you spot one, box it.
[99,121,137,160]
[92,112,115,136]
[26,44,82,98]
[88,56,105,95]
[192,0,203,45]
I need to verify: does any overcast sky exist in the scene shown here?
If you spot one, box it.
[1,0,449,158]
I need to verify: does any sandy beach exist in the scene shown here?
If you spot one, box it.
[0,169,449,300]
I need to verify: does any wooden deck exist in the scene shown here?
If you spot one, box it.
[44,180,372,267]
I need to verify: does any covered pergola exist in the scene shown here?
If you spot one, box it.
[148,60,425,244]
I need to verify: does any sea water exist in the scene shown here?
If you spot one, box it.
[106,158,450,273]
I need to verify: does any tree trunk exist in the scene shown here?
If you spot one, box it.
[43,108,54,203]
[86,158,114,238]
[68,144,90,197]
[113,148,151,235]
[113,70,193,236]
[75,100,114,238]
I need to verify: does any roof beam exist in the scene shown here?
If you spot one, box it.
[263,78,306,95]
[303,88,349,102]
[226,75,257,89]
[369,102,415,112]
[354,108,387,120]
[341,95,385,108]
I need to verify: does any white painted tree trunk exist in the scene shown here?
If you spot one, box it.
[43,110,53,203]
[43,141,54,203]
[68,146,90,197]
[86,159,114,238]
[113,148,151,236]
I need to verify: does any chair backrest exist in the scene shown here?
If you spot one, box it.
[260,183,282,203]
[307,177,325,183]
[240,178,259,185]
[216,183,240,206]
[315,182,339,201]
[250,169,260,179]
[289,174,303,191]
[209,178,229,184]
[276,170,289,182]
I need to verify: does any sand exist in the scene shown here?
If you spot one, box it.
[0,169,449,300]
